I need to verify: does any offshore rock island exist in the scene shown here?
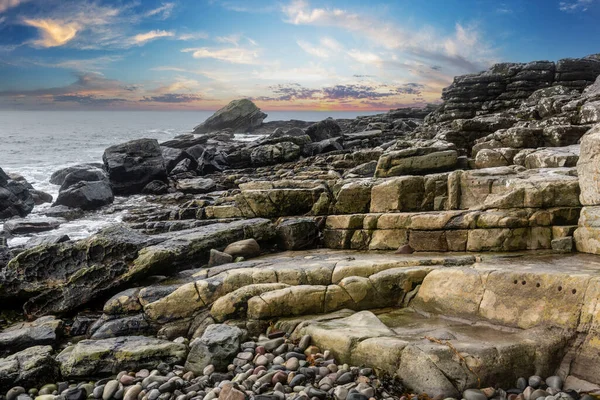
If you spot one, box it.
[3,54,600,400]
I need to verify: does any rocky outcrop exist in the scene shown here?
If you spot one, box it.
[0,316,62,356]
[56,336,187,378]
[0,345,59,391]
[54,181,114,210]
[0,167,34,219]
[193,99,267,134]
[103,139,168,195]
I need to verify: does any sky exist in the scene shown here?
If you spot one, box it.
[0,0,599,111]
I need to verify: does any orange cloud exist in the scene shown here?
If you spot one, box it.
[23,18,78,47]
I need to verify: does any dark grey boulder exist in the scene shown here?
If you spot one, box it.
[142,180,170,195]
[184,324,242,374]
[161,147,198,174]
[0,167,34,219]
[3,218,64,235]
[103,139,167,195]
[54,181,114,210]
[0,345,59,391]
[305,119,342,142]
[60,168,108,191]
[193,99,267,134]
[0,316,62,356]
[276,218,319,250]
[50,163,105,186]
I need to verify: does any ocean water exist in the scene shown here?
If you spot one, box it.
[0,110,380,246]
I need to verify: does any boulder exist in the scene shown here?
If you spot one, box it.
[60,168,108,191]
[0,316,62,356]
[57,336,187,378]
[184,324,242,374]
[161,147,198,174]
[276,218,319,250]
[3,218,64,235]
[102,139,168,195]
[0,167,34,219]
[577,125,600,206]
[54,181,114,210]
[49,163,104,186]
[0,224,158,317]
[193,99,267,134]
[375,142,458,177]
[142,180,169,195]
[223,238,261,258]
[208,249,233,267]
[250,142,301,166]
[305,119,342,142]
[175,178,216,194]
[29,190,53,205]
[0,346,59,391]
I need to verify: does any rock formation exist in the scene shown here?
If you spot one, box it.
[3,54,600,398]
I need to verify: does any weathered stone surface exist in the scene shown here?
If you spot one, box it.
[211,283,289,322]
[103,139,167,195]
[193,99,267,134]
[376,143,458,177]
[3,218,64,234]
[0,224,157,317]
[370,176,425,213]
[0,346,59,391]
[0,316,62,356]
[57,336,187,378]
[276,218,319,250]
[578,125,600,206]
[184,324,242,374]
[250,142,301,166]
[54,181,114,210]
[175,178,216,194]
[0,167,34,219]
[305,119,342,142]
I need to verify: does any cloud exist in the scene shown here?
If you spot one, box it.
[140,94,202,103]
[182,46,261,64]
[282,0,495,74]
[253,82,423,102]
[559,0,595,11]
[53,94,126,105]
[178,32,209,41]
[145,2,175,19]
[23,18,79,47]
[132,29,174,44]
[297,37,342,58]
[0,0,26,13]
[215,34,258,47]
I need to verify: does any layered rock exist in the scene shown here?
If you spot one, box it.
[193,99,267,134]
[0,167,34,219]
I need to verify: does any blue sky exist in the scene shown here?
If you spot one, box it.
[0,0,599,110]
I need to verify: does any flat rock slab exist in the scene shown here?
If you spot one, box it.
[3,218,65,234]
[0,316,62,356]
[56,336,188,378]
[0,345,59,391]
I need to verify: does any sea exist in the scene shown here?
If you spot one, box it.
[0,110,381,246]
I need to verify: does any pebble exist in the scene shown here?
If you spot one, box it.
[517,377,528,391]
[7,387,26,400]
[102,380,119,400]
[529,376,544,389]
[464,389,489,400]
[546,376,563,390]
[530,390,549,400]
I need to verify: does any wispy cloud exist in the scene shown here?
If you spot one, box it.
[23,19,79,48]
[297,37,342,58]
[182,46,261,64]
[559,0,595,11]
[282,0,495,74]
[0,0,27,13]
[141,94,202,103]
[178,32,209,41]
[131,29,174,44]
[145,2,175,19]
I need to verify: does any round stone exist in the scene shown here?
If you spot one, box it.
[203,365,215,376]
[255,355,269,366]
[530,389,549,400]
[298,335,311,351]
[463,389,488,400]
[123,385,142,400]
[516,378,527,391]
[102,381,120,400]
[546,376,563,390]
[528,376,543,389]
[7,387,26,400]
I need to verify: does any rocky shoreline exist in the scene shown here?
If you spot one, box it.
[3,54,600,399]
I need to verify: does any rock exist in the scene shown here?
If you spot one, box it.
[161,147,198,174]
[463,389,488,400]
[174,178,216,194]
[250,142,301,166]
[546,376,563,390]
[49,164,104,186]
[552,237,573,252]
[223,238,261,258]
[3,218,64,235]
[56,336,187,379]
[29,190,52,205]
[184,324,243,374]
[60,168,108,192]
[24,234,70,249]
[193,99,267,134]
[0,346,59,391]
[39,205,84,221]
[0,224,158,317]
[142,180,169,195]
[375,141,458,177]
[0,316,62,356]
[0,167,34,219]
[305,119,342,142]
[54,181,114,210]
[102,139,168,195]
[276,218,319,250]
[218,383,245,400]
[208,249,233,267]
